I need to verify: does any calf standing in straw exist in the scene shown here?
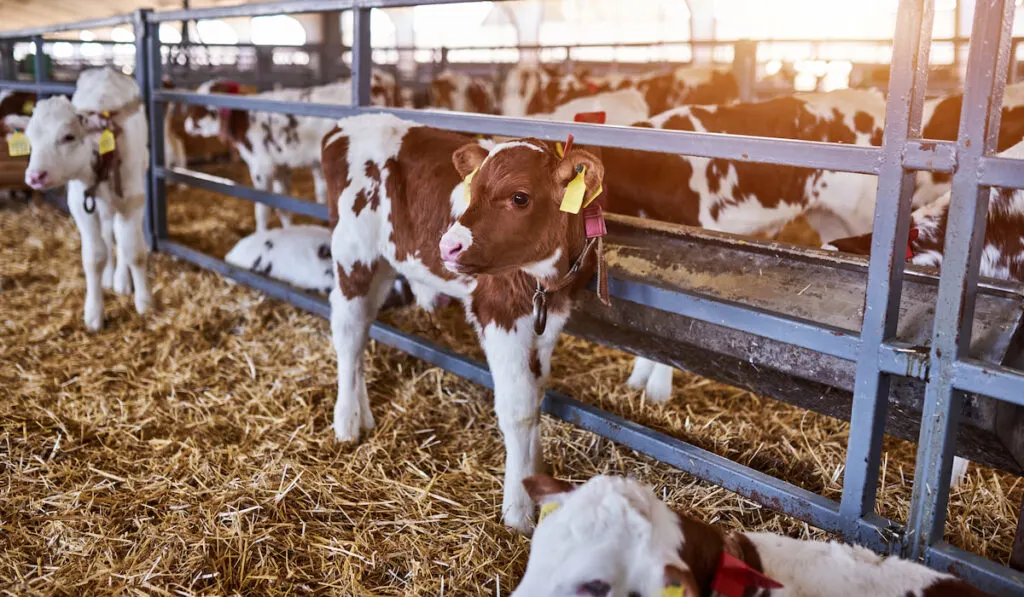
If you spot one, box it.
[321,113,608,531]
[515,474,992,597]
[6,67,150,331]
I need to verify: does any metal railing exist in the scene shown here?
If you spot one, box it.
[1,0,1024,594]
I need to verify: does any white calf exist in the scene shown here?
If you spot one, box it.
[10,68,150,332]
[225,225,335,294]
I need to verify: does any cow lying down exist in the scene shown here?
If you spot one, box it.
[225,224,420,308]
[513,474,991,597]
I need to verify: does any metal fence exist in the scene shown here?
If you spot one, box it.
[2,0,1024,595]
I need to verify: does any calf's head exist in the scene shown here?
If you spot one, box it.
[184,80,242,138]
[10,96,103,191]
[440,140,603,277]
[511,475,697,597]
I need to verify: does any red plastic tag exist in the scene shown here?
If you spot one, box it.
[221,80,241,94]
[562,133,575,157]
[574,111,607,124]
[585,81,599,93]
[906,227,919,261]
[710,552,784,597]
[584,204,606,239]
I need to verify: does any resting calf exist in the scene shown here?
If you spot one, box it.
[515,474,991,597]
[321,113,605,531]
[7,68,150,331]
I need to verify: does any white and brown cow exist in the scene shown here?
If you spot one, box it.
[429,70,498,114]
[321,113,605,532]
[583,65,740,116]
[533,88,650,126]
[914,81,1024,208]
[601,89,886,401]
[501,65,595,117]
[514,474,992,597]
[186,75,397,232]
[8,68,150,331]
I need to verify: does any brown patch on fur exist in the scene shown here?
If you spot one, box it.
[603,95,870,230]
[529,346,542,378]
[0,91,35,120]
[522,474,573,502]
[322,130,350,230]
[430,77,456,110]
[830,232,874,254]
[335,260,378,300]
[918,577,992,596]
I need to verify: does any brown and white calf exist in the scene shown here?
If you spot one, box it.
[429,70,497,114]
[583,65,740,115]
[514,474,991,597]
[321,113,604,532]
[186,76,397,232]
[6,68,150,331]
[501,65,596,117]
[914,82,1024,208]
[602,89,886,401]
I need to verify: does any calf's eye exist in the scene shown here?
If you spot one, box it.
[512,192,529,207]
[62,134,75,143]
[577,580,611,596]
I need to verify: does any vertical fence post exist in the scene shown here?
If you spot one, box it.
[907,0,1016,562]
[32,35,46,97]
[839,0,934,552]
[134,9,156,251]
[732,40,757,102]
[145,15,168,250]
[352,7,372,107]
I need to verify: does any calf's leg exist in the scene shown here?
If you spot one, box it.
[480,310,568,533]
[113,203,152,315]
[271,170,293,228]
[69,184,107,332]
[101,211,117,291]
[311,166,328,205]
[330,258,394,442]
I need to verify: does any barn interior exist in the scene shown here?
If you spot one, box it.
[2,1,1024,596]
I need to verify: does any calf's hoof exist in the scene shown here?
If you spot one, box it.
[503,492,536,535]
[101,268,115,291]
[333,414,363,444]
[134,293,152,316]
[84,305,104,332]
[645,365,674,403]
[113,267,132,295]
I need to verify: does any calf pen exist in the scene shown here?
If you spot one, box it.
[2,0,1024,594]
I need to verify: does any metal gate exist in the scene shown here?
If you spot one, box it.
[2,1,1024,594]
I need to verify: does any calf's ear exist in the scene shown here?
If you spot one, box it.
[522,474,574,504]
[3,114,30,134]
[452,143,489,179]
[664,563,700,597]
[555,149,604,196]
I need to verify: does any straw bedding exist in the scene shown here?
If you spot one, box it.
[0,163,1019,596]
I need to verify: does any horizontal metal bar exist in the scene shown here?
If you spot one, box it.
[904,139,957,172]
[978,155,1024,189]
[878,341,931,380]
[0,80,75,95]
[952,359,1024,406]
[157,90,886,174]
[926,542,1024,597]
[147,0,513,23]
[160,167,330,221]
[159,238,894,553]
[606,277,862,361]
[0,14,135,39]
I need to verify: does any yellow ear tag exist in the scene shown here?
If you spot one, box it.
[555,141,564,158]
[98,129,116,155]
[22,100,34,115]
[661,586,686,597]
[560,165,587,214]
[463,166,478,205]
[7,131,30,157]
[538,501,560,523]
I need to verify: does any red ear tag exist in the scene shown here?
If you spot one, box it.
[710,552,784,597]
[562,133,574,156]
[574,111,607,124]
[906,227,920,261]
[222,80,241,94]
[583,203,606,239]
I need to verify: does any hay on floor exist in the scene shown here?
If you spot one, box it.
[0,167,1019,595]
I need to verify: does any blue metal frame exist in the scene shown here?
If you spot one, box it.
[2,1,1024,594]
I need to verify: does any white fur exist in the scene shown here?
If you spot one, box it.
[483,140,546,168]
[516,475,963,597]
[21,68,150,331]
[532,89,650,126]
[522,248,562,280]
[225,225,335,293]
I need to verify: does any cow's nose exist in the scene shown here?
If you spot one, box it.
[439,237,464,262]
[26,170,48,189]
